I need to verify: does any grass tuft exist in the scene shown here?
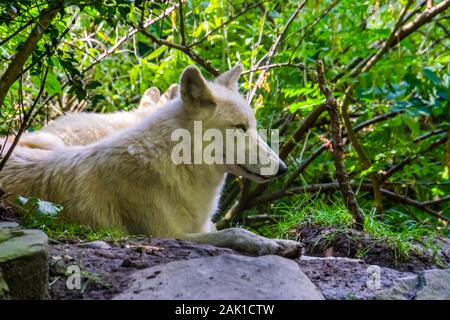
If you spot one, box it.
[256,195,444,264]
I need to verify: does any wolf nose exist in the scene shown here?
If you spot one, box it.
[276,162,288,177]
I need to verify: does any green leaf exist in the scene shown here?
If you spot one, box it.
[289,98,325,113]
[86,80,102,90]
[422,68,440,85]
[146,46,167,61]
[44,71,62,95]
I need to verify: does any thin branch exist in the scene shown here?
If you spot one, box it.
[288,0,341,63]
[349,0,450,78]
[317,59,364,230]
[341,89,383,213]
[248,183,449,223]
[188,0,268,48]
[83,3,181,73]
[380,136,448,183]
[334,0,450,82]
[241,62,308,75]
[138,27,220,76]
[414,128,448,143]
[0,6,59,109]
[353,0,413,76]
[280,104,327,159]
[0,19,34,46]
[0,65,50,172]
[247,2,306,103]
[178,0,186,46]
[423,195,450,206]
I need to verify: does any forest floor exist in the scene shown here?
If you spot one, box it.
[47,238,421,300]
[295,223,450,272]
[1,205,449,300]
[46,232,450,300]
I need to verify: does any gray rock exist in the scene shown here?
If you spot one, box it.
[375,268,450,300]
[299,256,414,300]
[416,269,450,300]
[79,240,111,250]
[0,222,49,299]
[114,254,324,300]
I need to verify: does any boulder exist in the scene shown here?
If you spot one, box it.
[114,254,324,300]
[375,268,450,300]
[0,222,49,299]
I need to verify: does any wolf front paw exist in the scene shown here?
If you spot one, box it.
[274,239,304,259]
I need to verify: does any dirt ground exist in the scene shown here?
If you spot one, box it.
[295,223,450,272]
[48,238,235,300]
[48,237,420,300]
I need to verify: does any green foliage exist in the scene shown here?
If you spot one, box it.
[257,195,443,263]
[0,0,449,240]
[15,196,126,241]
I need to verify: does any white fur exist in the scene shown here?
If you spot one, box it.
[17,84,179,149]
[0,65,300,257]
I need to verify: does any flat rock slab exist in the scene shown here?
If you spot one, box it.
[48,238,235,300]
[375,268,450,300]
[299,256,415,300]
[114,254,324,300]
[0,222,49,299]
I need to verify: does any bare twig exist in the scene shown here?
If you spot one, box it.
[138,27,220,76]
[178,0,186,46]
[248,183,449,223]
[341,89,383,213]
[247,2,306,103]
[83,3,182,73]
[380,136,448,183]
[352,0,413,76]
[317,59,364,230]
[0,65,50,172]
[423,195,450,206]
[241,62,308,75]
[280,104,327,159]
[288,0,341,63]
[414,128,448,143]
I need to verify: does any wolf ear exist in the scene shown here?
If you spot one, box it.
[215,63,243,90]
[180,65,215,109]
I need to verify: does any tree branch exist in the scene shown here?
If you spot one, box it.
[380,135,448,183]
[316,59,364,230]
[83,3,182,73]
[248,183,449,223]
[0,6,59,109]
[341,89,383,213]
[138,27,220,76]
[0,65,50,172]
[247,1,306,103]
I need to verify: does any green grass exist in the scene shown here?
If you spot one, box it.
[22,214,128,242]
[255,195,444,263]
[11,196,128,242]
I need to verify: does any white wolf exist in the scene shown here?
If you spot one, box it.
[0,65,301,257]
[16,84,179,149]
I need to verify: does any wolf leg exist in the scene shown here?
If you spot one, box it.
[19,132,65,150]
[180,228,303,258]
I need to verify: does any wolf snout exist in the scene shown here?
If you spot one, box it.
[276,162,288,177]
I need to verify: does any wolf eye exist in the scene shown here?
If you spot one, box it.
[235,124,247,132]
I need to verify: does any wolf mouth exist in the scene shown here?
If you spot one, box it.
[237,165,272,182]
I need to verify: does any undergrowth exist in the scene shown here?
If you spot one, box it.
[254,195,445,264]
[11,196,128,242]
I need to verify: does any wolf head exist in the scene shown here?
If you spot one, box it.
[177,64,287,183]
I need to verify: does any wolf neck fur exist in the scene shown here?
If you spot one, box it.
[86,97,226,232]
